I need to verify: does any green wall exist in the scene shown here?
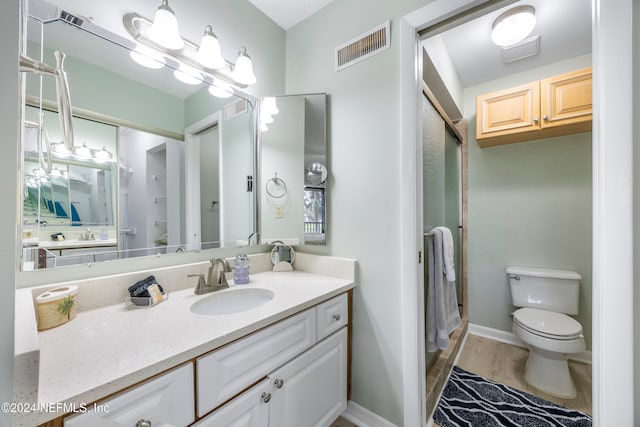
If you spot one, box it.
[465,54,593,349]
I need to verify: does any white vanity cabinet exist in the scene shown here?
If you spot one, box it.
[63,362,194,427]
[268,327,347,427]
[192,379,270,427]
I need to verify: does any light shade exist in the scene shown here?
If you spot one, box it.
[130,44,165,69]
[147,0,184,50]
[208,79,233,98]
[174,63,202,85]
[491,5,536,47]
[231,47,256,85]
[262,96,279,116]
[93,146,113,162]
[73,142,92,158]
[195,26,225,69]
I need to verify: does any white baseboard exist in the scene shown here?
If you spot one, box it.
[468,323,592,365]
[340,401,397,427]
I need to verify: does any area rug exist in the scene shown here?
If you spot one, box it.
[434,366,592,427]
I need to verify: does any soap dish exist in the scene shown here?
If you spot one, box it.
[124,291,169,308]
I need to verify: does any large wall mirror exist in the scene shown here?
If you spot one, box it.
[260,94,327,245]
[21,0,257,270]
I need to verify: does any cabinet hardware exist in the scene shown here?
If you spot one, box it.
[543,115,549,120]
[533,117,539,123]
[136,420,152,427]
[261,392,271,403]
[332,314,341,321]
[274,378,284,389]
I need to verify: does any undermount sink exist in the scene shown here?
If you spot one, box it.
[190,288,275,315]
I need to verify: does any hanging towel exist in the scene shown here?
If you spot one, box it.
[426,228,462,352]
[434,226,455,282]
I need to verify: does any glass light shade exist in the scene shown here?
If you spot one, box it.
[174,63,202,85]
[50,168,63,177]
[208,80,233,98]
[262,96,279,116]
[130,44,165,69]
[261,122,269,132]
[491,6,536,47]
[147,0,184,50]
[74,142,92,158]
[93,146,113,162]
[195,26,225,69]
[261,111,274,125]
[51,142,71,156]
[231,47,256,85]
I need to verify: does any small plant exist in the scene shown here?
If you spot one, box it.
[57,295,76,320]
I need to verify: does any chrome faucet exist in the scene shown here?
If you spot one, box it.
[188,258,229,295]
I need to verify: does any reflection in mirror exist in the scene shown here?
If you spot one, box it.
[21,0,258,270]
[260,94,327,245]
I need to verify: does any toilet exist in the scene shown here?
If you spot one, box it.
[507,266,585,399]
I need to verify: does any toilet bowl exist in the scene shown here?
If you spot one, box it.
[512,307,585,398]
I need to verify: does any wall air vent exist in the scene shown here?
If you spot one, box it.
[59,10,84,27]
[501,35,540,64]
[335,21,390,72]
[224,99,248,121]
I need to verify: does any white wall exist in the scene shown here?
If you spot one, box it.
[0,0,19,424]
[422,35,463,112]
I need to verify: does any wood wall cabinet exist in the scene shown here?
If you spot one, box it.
[476,67,592,147]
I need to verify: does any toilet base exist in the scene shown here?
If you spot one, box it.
[523,347,577,399]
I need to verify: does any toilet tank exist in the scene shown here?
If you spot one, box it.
[507,266,581,315]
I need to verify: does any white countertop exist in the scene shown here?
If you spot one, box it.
[28,270,354,425]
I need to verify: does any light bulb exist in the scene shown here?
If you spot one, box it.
[174,63,202,85]
[208,79,233,98]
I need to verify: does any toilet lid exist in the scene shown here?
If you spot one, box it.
[513,308,583,339]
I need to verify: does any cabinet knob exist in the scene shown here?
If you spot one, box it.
[543,115,549,120]
[274,378,284,389]
[332,313,341,322]
[533,117,539,123]
[136,420,152,427]
[261,392,271,403]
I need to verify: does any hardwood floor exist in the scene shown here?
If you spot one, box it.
[331,416,358,427]
[456,334,592,415]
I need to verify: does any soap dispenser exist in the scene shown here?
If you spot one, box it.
[234,254,250,284]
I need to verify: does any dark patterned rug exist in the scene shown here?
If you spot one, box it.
[434,366,592,427]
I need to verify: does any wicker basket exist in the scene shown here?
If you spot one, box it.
[36,286,78,331]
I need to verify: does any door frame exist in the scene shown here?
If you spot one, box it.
[399,0,634,425]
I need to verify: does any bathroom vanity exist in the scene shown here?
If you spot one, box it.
[14,254,356,427]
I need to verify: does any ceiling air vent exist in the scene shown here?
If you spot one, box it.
[335,21,390,71]
[501,35,540,64]
[59,10,84,27]
[224,99,248,121]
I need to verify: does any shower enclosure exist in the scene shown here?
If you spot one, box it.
[421,91,467,413]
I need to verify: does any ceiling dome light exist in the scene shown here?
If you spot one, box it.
[231,47,256,85]
[195,25,225,70]
[174,63,202,85]
[130,44,165,69]
[491,5,536,47]
[208,79,233,98]
[147,0,184,50]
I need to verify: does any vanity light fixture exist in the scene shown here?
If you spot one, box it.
[92,146,114,162]
[259,96,279,131]
[123,5,257,90]
[50,142,72,156]
[146,0,184,50]
[491,5,536,47]
[231,47,257,85]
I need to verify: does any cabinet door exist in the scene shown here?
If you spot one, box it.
[64,363,194,427]
[197,308,316,416]
[269,327,347,427]
[476,81,540,146]
[540,67,592,132]
[193,379,270,427]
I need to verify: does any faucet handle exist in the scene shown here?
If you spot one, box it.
[188,274,207,293]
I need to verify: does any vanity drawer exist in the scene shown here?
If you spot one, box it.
[316,293,348,341]
[197,308,316,417]
[64,362,194,427]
